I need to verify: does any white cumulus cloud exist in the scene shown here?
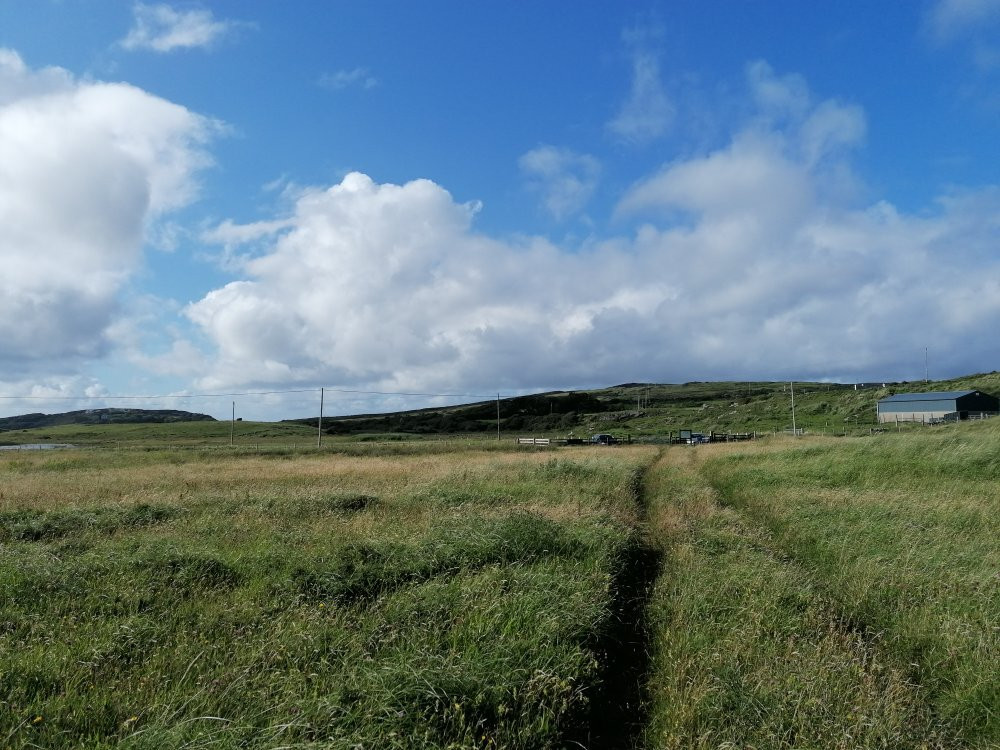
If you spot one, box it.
[188,172,653,391]
[0,49,218,376]
[120,3,238,53]
[187,62,1000,396]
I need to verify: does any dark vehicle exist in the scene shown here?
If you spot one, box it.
[590,433,617,445]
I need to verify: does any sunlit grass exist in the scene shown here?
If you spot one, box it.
[6,423,994,748]
[643,446,959,749]
[0,444,656,748]
[687,422,999,747]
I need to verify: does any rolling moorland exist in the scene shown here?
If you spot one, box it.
[0,376,997,748]
[304,370,999,439]
[0,409,215,433]
[4,371,1000,447]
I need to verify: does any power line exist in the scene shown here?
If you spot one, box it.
[318,387,486,398]
[0,389,315,400]
[0,386,488,401]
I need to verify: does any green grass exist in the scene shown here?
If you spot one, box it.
[0,445,658,749]
[642,421,998,748]
[0,420,318,448]
[4,419,998,748]
[644,448,960,749]
[704,429,999,745]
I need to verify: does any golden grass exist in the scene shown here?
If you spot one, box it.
[1,444,656,748]
[0,451,481,511]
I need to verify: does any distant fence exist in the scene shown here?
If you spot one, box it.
[709,431,756,442]
[516,437,551,446]
[515,435,633,447]
[667,431,758,444]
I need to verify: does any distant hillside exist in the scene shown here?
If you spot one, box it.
[287,372,1000,437]
[0,408,216,431]
[289,391,608,435]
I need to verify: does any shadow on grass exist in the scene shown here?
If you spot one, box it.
[572,540,663,750]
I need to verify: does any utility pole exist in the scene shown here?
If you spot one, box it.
[925,347,929,383]
[230,401,235,446]
[496,393,501,442]
[790,382,797,436]
[317,387,324,449]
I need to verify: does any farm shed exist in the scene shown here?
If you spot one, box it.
[876,390,1000,423]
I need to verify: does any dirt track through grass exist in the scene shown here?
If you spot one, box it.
[585,453,663,750]
[3,433,995,748]
[643,444,964,749]
[708,428,999,747]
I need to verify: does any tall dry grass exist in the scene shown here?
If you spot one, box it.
[1,444,657,749]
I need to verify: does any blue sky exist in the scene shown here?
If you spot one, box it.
[2,1,1000,420]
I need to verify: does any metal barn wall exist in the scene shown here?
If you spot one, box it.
[877,408,956,423]
[876,390,999,423]
[878,398,958,414]
[954,392,1000,413]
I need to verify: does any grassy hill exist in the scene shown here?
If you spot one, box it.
[3,372,999,446]
[294,371,1000,439]
[0,420,315,448]
[0,409,214,432]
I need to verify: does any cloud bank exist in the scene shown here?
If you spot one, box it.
[188,61,1000,395]
[0,49,216,377]
[4,40,998,415]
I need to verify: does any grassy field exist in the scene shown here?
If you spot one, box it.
[0,443,658,749]
[2,419,997,748]
[0,420,318,448]
[643,422,998,749]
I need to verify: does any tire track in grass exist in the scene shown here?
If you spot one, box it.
[642,445,960,750]
[581,453,664,750]
[704,439,998,747]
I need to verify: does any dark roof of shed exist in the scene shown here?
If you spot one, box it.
[879,390,977,403]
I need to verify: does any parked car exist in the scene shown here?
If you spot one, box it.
[590,433,617,445]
